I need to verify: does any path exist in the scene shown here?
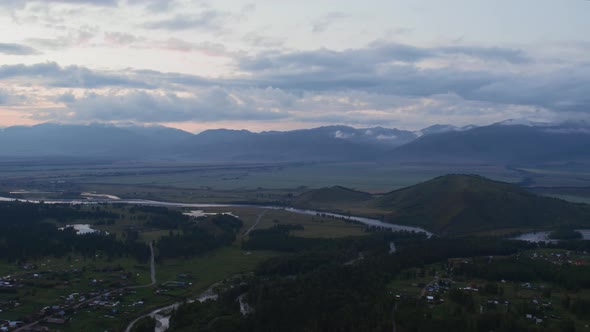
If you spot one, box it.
[241,210,266,238]
[130,242,156,288]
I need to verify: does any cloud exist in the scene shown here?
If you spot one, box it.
[438,46,531,64]
[312,12,349,33]
[40,0,117,5]
[101,33,232,57]
[467,65,590,113]
[141,10,229,31]
[0,90,8,104]
[0,43,40,55]
[0,89,30,106]
[156,38,231,57]
[44,88,290,123]
[243,32,284,48]
[234,41,590,115]
[333,130,352,139]
[103,31,140,45]
[0,62,154,88]
[376,134,398,140]
[126,0,177,12]
[0,0,118,8]
[238,41,530,74]
[0,49,586,121]
[284,91,554,128]
[27,25,99,50]
[0,36,587,128]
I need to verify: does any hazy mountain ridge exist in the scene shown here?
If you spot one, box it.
[0,123,417,161]
[1,121,589,163]
[391,122,590,163]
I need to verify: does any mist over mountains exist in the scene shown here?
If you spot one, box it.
[1,120,589,164]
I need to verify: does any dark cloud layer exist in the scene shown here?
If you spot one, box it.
[1,41,588,125]
[235,42,585,114]
[0,43,39,55]
[238,42,530,73]
[47,89,289,122]
[142,10,228,31]
[126,0,176,12]
[0,62,153,88]
[0,0,118,8]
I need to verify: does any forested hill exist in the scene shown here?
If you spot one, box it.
[294,174,590,236]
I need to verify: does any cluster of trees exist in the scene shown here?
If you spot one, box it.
[549,228,583,240]
[241,224,324,252]
[168,295,244,332]
[156,214,243,259]
[239,235,538,332]
[0,202,150,262]
[456,254,590,291]
[168,229,590,332]
[136,205,191,229]
[130,316,157,332]
[0,201,119,222]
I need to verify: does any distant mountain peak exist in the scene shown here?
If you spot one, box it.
[416,124,476,137]
[493,118,553,127]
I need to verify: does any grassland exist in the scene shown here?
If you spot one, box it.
[0,160,527,197]
[203,206,368,238]
[4,159,590,210]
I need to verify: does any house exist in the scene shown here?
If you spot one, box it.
[46,318,66,324]
[447,258,473,266]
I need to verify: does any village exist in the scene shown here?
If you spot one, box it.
[388,248,590,329]
[0,256,194,332]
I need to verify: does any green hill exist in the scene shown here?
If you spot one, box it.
[375,174,590,235]
[292,186,374,211]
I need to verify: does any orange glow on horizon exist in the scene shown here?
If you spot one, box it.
[0,109,43,127]
[162,121,330,133]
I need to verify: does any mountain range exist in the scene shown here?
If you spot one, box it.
[1,120,589,164]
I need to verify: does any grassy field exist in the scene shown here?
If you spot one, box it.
[5,160,590,209]
[0,160,530,196]
[201,206,368,238]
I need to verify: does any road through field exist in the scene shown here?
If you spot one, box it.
[241,210,267,238]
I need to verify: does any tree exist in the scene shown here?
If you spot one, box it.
[131,316,156,332]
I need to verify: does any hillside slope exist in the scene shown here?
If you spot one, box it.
[376,174,590,235]
[292,186,374,211]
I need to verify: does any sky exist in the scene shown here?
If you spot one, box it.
[0,0,589,132]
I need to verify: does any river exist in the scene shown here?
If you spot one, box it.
[0,196,432,236]
[512,230,590,243]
